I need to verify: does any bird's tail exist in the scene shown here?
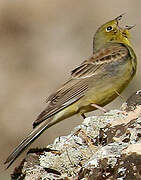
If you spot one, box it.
[4,116,58,168]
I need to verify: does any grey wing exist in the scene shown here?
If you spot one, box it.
[33,78,89,128]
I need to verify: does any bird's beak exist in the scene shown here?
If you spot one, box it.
[125,25,136,30]
[115,13,126,25]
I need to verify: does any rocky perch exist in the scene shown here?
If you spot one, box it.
[11,91,141,180]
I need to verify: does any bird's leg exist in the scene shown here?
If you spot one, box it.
[81,113,87,119]
[91,103,108,113]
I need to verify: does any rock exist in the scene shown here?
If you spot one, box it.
[11,91,141,180]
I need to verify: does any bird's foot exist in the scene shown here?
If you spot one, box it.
[91,103,108,113]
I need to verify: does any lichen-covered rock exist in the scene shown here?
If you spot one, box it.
[11,91,141,180]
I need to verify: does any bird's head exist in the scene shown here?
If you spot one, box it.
[93,14,135,52]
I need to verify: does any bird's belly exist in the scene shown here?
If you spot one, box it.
[77,60,135,113]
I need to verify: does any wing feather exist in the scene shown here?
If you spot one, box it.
[33,43,129,128]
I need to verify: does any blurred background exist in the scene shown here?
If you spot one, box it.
[0,0,141,178]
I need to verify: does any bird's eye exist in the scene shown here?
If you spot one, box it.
[106,26,113,32]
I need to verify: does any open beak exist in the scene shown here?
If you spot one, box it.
[125,25,136,30]
[115,13,126,23]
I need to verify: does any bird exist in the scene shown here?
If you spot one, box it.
[5,14,137,168]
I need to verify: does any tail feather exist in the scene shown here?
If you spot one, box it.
[4,117,54,168]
